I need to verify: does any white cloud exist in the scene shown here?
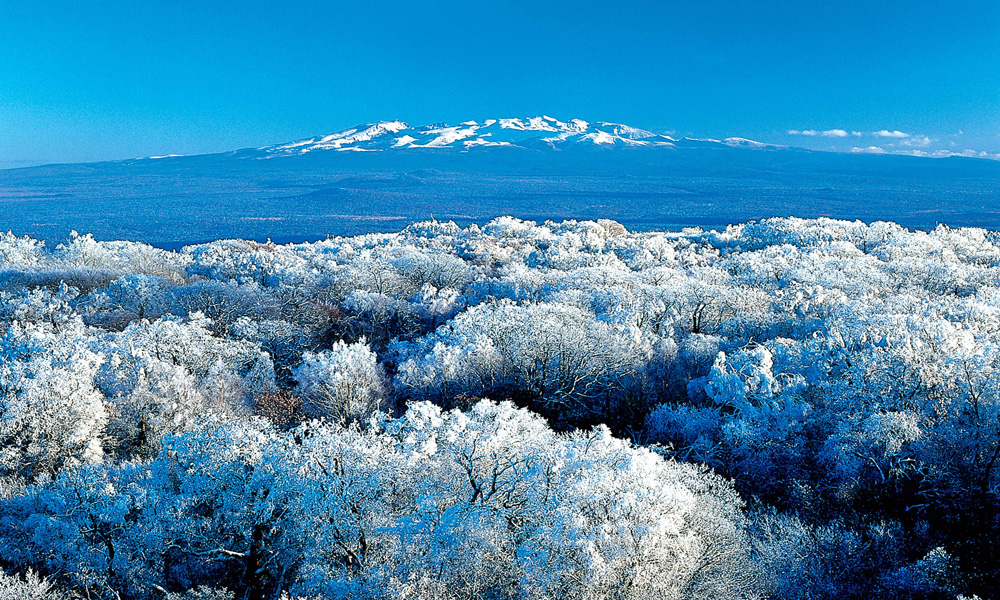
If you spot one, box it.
[927,148,1000,160]
[874,130,909,138]
[787,127,999,161]
[900,135,933,148]
[789,128,849,137]
[851,146,887,154]
[876,147,1000,161]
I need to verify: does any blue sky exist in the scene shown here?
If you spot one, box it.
[1,0,998,166]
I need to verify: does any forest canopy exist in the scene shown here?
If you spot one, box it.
[0,216,997,599]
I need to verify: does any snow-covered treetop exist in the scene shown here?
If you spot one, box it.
[0,214,997,598]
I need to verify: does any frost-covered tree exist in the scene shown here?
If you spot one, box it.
[3,215,1000,596]
[293,340,387,423]
[83,274,170,327]
[0,401,759,600]
[0,569,66,600]
[0,321,107,480]
[395,300,652,423]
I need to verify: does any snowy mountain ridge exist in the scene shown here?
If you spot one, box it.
[256,116,766,156]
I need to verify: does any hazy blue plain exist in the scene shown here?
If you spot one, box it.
[2,146,999,247]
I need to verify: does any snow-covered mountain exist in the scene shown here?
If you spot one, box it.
[257,116,725,156]
[6,113,1000,246]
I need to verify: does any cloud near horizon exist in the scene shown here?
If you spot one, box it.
[789,129,850,138]
[784,124,997,161]
[874,130,910,138]
[851,146,887,154]
[899,135,933,148]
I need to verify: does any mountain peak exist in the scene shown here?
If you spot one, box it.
[257,117,693,156]
[264,121,410,154]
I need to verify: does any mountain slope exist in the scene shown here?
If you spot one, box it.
[256,116,697,156]
[2,116,999,246]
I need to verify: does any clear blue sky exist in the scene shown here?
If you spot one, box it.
[1,0,998,165]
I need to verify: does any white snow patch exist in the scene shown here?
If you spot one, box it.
[257,117,683,154]
[723,137,771,148]
[268,121,408,154]
[392,135,418,148]
[582,131,616,145]
[463,138,513,148]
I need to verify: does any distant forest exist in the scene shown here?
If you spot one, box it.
[0,216,996,599]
